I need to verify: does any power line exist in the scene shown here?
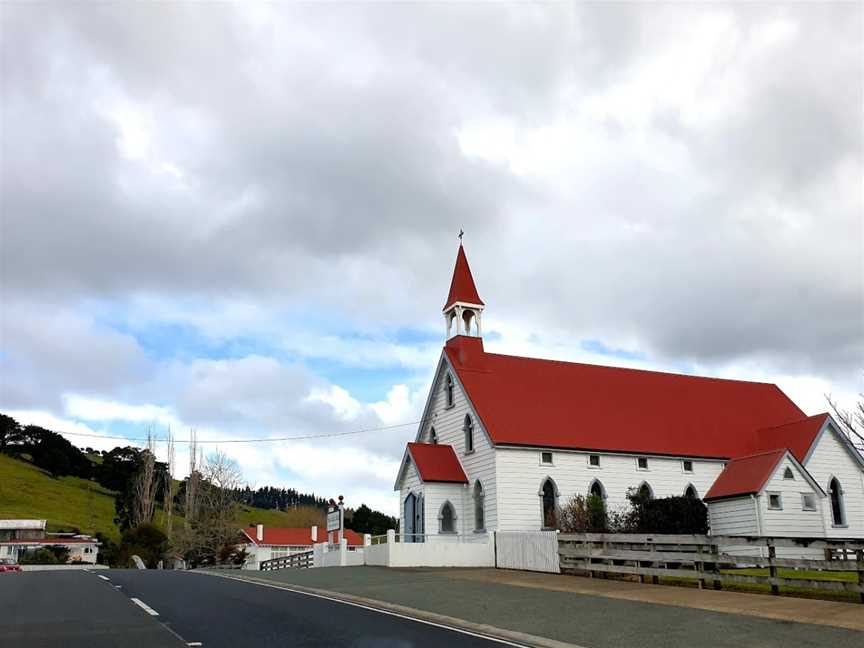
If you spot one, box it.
[56,420,423,445]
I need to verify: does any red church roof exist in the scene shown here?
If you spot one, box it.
[443,245,484,311]
[704,449,786,500]
[407,442,468,483]
[750,413,829,463]
[242,526,364,546]
[444,336,807,460]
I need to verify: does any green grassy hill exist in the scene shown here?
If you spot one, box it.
[0,453,323,542]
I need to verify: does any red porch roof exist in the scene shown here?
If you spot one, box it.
[407,442,468,483]
[704,449,786,500]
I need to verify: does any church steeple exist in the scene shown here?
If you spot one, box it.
[443,243,484,339]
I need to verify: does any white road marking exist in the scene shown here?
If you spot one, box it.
[207,574,562,648]
[187,643,203,646]
[131,597,159,616]
[97,575,110,581]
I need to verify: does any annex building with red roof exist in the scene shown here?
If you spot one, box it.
[394,244,864,551]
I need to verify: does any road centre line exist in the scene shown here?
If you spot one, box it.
[130,597,159,616]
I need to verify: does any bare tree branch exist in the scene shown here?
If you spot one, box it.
[826,392,864,456]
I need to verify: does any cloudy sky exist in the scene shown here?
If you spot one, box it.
[2,2,861,515]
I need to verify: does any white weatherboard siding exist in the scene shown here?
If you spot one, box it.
[804,425,864,538]
[758,456,825,538]
[422,482,466,537]
[495,447,725,532]
[708,497,759,536]
[419,358,497,533]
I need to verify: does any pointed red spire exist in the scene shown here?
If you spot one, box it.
[443,244,484,311]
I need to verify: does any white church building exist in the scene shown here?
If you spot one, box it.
[395,245,864,545]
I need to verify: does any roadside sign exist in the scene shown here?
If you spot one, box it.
[326,507,341,532]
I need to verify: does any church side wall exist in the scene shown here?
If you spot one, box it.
[804,426,864,538]
[422,359,497,533]
[495,447,725,532]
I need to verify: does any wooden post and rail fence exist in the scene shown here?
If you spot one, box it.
[260,550,314,571]
[556,533,864,602]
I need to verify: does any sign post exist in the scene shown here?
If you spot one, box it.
[326,495,345,544]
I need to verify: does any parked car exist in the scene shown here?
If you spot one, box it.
[0,558,22,572]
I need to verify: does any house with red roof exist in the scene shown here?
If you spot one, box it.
[0,520,100,564]
[239,524,365,569]
[394,244,864,551]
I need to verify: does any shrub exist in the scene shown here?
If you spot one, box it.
[118,523,168,568]
[623,488,708,534]
[19,545,70,564]
[559,494,609,532]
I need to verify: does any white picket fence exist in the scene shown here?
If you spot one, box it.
[495,531,560,573]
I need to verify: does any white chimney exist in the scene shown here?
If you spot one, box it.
[256,524,264,542]
[311,525,317,542]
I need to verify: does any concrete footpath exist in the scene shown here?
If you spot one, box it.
[211,566,864,648]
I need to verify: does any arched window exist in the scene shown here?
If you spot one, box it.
[445,374,454,408]
[473,481,485,530]
[684,484,698,499]
[464,415,474,453]
[589,479,606,500]
[541,478,558,529]
[828,478,846,526]
[439,501,456,534]
[429,427,437,445]
[638,482,654,500]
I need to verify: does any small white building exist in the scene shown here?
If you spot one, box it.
[394,245,864,551]
[240,524,364,569]
[0,519,100,563]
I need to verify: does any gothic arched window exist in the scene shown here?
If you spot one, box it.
[445,374,454,408]
[439,501,456,534]
[473,481,485,530]
[541,478,558,529]
[464,415,474,453]
[829,478,846,526]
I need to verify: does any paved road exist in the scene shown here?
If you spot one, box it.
[236,566,864,648]
[102,569,519,647]
[0,570,182,648]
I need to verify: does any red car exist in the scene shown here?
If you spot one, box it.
[0,558,22,572]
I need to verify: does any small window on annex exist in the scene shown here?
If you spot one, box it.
[783,467,795,480]
[801,493,817,511]
[768,493,783,510]
[439,501,456,533]
[541,451,553,465]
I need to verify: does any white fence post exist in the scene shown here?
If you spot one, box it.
[387,529,396,544]
[340,538,348,567]
[363,534,372,547]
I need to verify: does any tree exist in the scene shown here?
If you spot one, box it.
[0,413,20,453]
[175,451,245,566]
[827,393,864,455]
[118,523,168,568]
[133,430,158,527]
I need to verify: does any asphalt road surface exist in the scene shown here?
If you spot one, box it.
[0,569,525,648]
[0,570,182,648]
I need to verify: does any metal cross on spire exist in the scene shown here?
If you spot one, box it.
[458,229,464,243]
